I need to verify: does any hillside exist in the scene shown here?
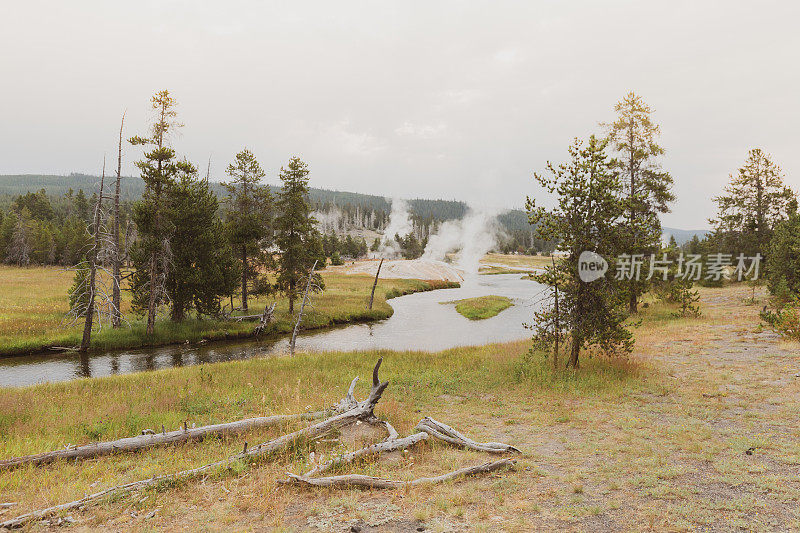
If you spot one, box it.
[0,174,705,244]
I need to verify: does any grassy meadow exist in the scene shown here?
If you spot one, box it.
[1,284,799,530]
[444,295,514,320]
[0,265,457,357]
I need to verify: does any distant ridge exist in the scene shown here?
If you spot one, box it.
[0,174,707,241]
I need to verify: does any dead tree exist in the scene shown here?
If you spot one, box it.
[290,260,322,355]
[111,112,125,328]
[79,163,106,352]
[0,360,390,529]
[253,302,277,336]
[366,258,384,310]
[0,410,328,471]
[0,360,519,529]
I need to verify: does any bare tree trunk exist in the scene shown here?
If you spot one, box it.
[552,257,559,370]
[568,330,580,368]
[290,261,318,354]
[285,459,515,490]
[241,245,248,312]
[146,252,157,336]
[367,258,384,310]
[80,164,105,352]
[0,411,327,471]
[112,113,125,328]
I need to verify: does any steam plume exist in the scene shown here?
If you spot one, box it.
[422,206,502,274]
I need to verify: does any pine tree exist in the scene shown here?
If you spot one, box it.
[711,149,796,258]
[129,90,183,335]
[166,166,239,320]
[6,209,32,266]
[74,189,90,223]
[222,148,273,312]
[275,157,323,314]
[603,92,675,313]
[527,136,632,368]
[766,199,800,303]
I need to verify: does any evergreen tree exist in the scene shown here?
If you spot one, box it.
[766,199,800,303]
[74,189,90,222]
[275,157,323,314]
[166,167,239,320]
[12,189,54,221]
[6,209,32,266]
[222,148,273,312]
[527,136,632,368]
[128,89,183,335]
[603,92,675,313]
[711,148,795,258]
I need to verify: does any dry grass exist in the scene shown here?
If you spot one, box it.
[2,282,800,531]
[0,266,452,357]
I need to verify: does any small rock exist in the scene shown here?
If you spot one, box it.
[350,525,362,532]
[416,526,426,532]
[745,447,756,455]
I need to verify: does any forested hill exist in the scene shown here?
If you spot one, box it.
[0,174,702,244]
[0,173,528,228]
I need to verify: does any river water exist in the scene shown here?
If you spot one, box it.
[0,274,543,388]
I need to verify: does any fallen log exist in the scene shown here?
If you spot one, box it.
[0,359,389,530]
[301,431,428,478]
[0,411,327,472]
[285,459,516,489]
[415,417,521,454]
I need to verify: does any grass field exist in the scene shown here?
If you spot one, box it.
[2,285,799,530]
[444,295,514,320]
[0,265,457,357]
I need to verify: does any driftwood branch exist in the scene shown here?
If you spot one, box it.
[0,411,326,472]
[415,417,521,454]
[0,360,388,529]
[301,431,428,478]
[285,459,515,489]
[253,302,276,336]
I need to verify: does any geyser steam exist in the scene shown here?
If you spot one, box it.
[422,206,502,274]
[379,198,413,256]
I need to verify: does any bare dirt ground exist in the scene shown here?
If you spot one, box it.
[334,259,465,283]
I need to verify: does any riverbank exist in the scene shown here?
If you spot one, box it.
[0,265,458,358]
[2,286,798,530]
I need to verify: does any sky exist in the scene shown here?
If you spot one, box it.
[1,1,799,229]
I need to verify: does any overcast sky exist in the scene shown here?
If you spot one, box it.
[1,1,798,229]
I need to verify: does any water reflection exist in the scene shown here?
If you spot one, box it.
[0,274,542,388]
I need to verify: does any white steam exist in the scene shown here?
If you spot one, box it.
[379,198,413,257]
[313,207,343,233]
[422,206,502,274]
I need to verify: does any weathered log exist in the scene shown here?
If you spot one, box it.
[300,431,428,478]
[285,459,515,489]
[0,360,388,529]
[415,417,521,454]
[0,411,326,472]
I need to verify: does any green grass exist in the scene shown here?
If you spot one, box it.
[444,295,513,320]
[0,339,645,527]
[0,266,459,357]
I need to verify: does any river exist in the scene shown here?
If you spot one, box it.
[0,274,543,388]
